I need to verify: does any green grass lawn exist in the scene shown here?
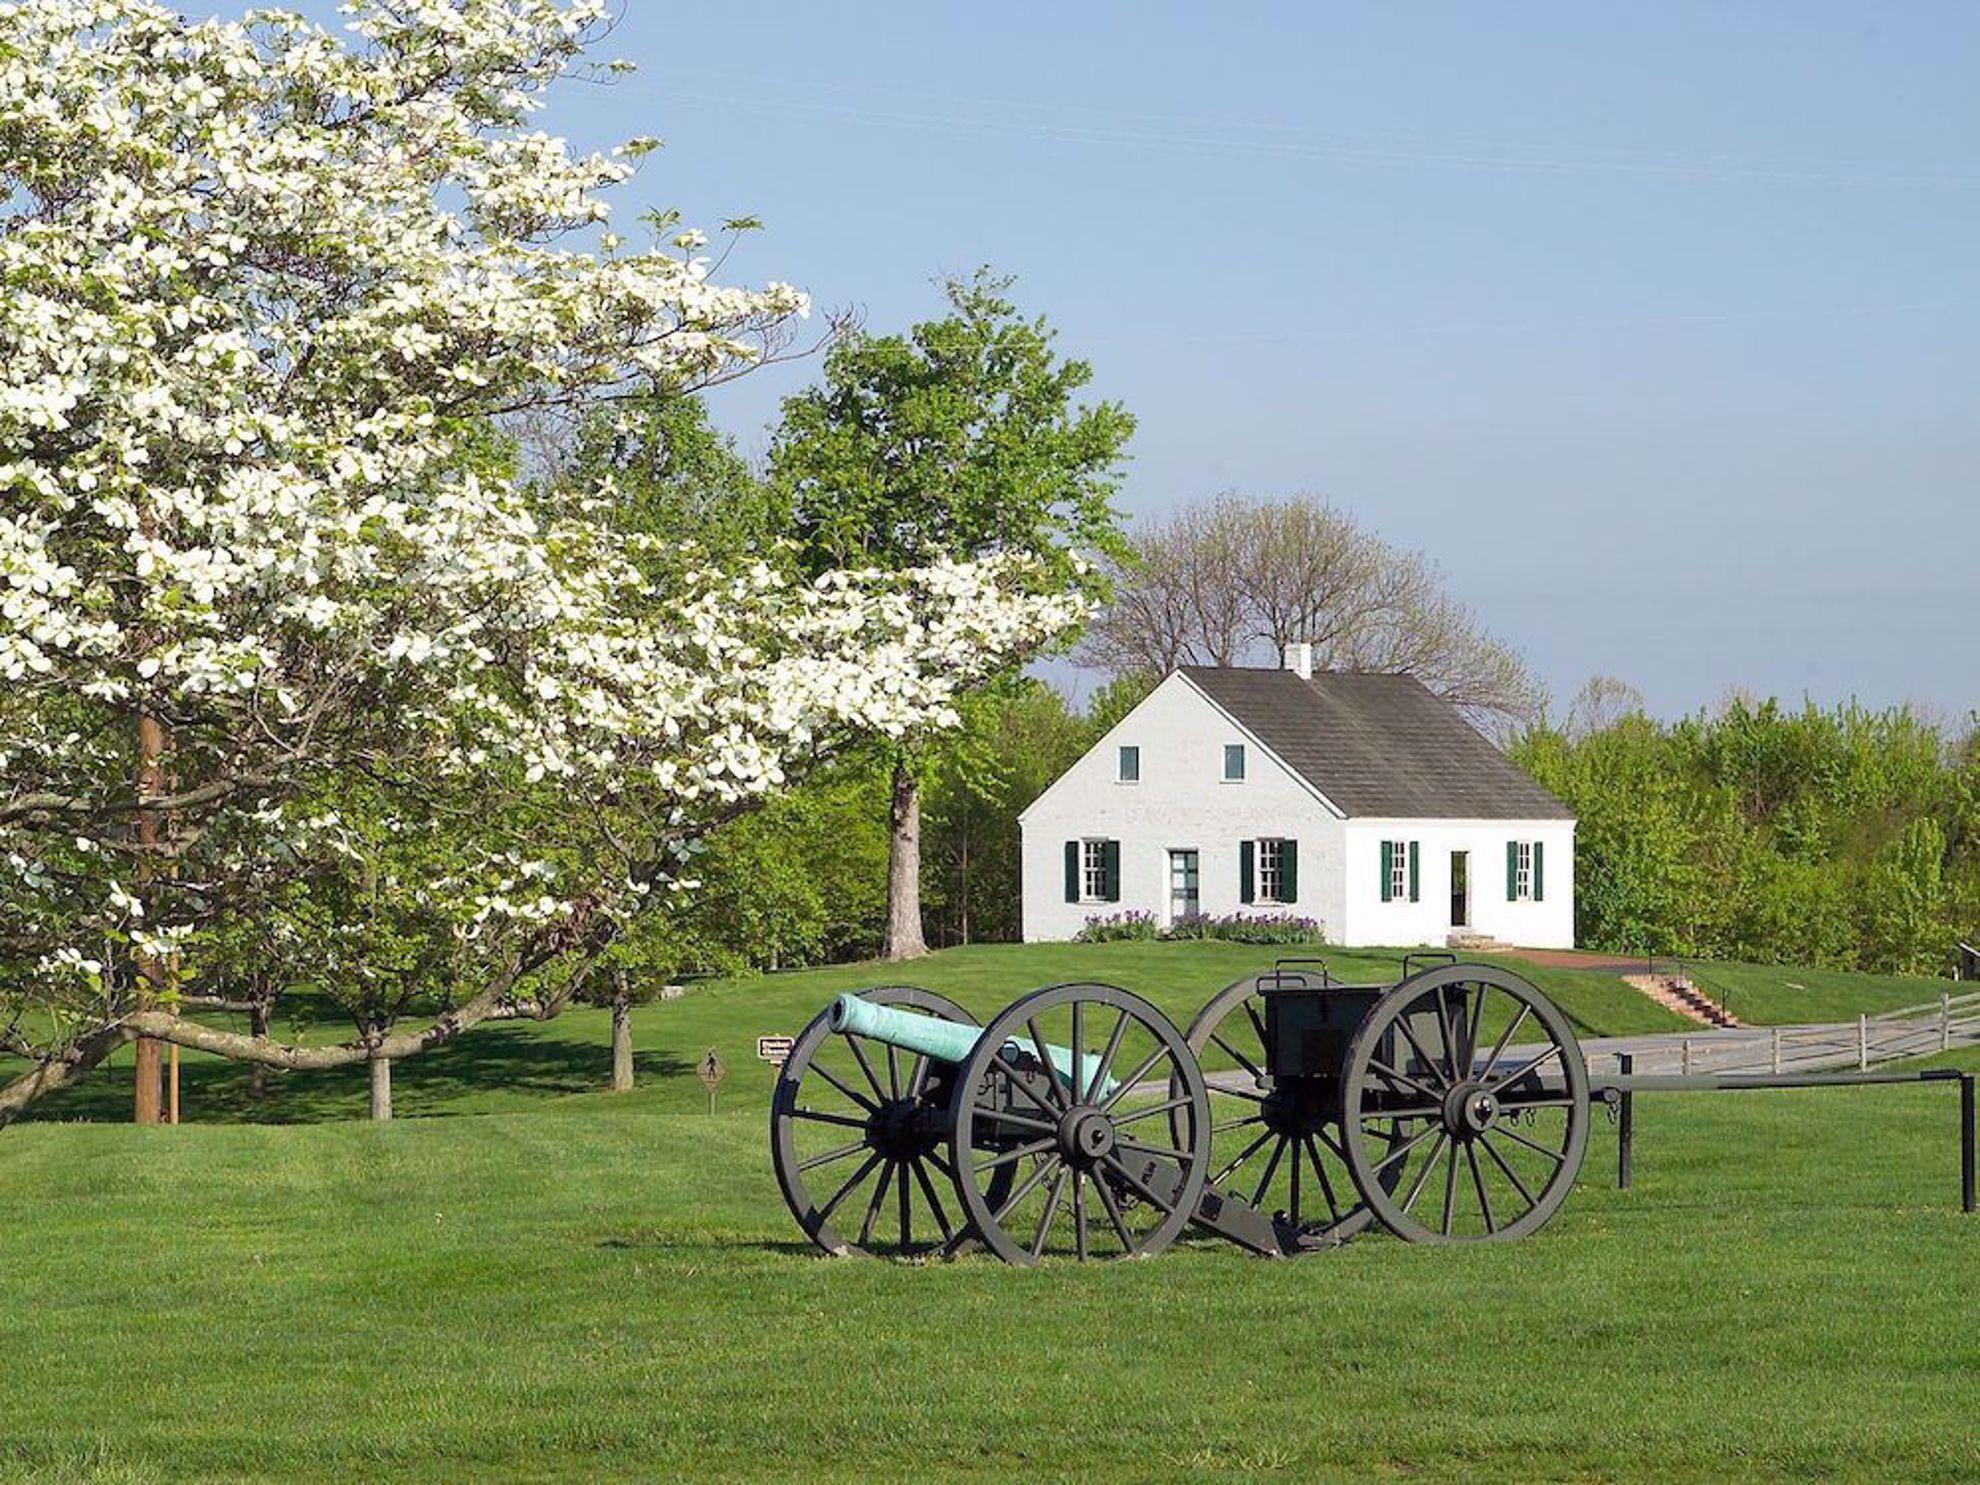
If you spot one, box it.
[5,1066,1979,1482]
[1680,960,1964,1027]
[7,941,1978,1482]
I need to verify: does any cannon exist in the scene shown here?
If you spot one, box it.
[770,959,1976,1264]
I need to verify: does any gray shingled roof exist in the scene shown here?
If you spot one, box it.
[1180,667,1572,821]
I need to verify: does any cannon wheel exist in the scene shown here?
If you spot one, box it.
[1340,964,1591,1244]
[1176,973,1398,1252]
[771,985,981,1258]
[949,982,1210,1265]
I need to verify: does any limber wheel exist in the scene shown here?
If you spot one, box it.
[1177,973,1392,1253]
[949,983,1211,1265]
[1341,965,1591,1244]
[771,986,977,1258]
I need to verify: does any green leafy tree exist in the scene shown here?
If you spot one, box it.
[770,271,1135,959]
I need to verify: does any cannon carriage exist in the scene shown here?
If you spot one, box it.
[771,959,1598,1262]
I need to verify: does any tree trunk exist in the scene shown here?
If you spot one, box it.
[368,1053,392,1121]
[610,994,634,1092]
[247,1000,271,1100]
[882,755,928,961]
[132,710,168,1126]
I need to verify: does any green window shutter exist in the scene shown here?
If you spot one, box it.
[1280,839,1298,904]
[1380,840,1393,903]
[1533,841,1545,902]
[1102,840,1121,903]
[1408,841,1420,903]
[1239,840,1255,904]
[1065,841,1080,903]
[1506,841,1518,901]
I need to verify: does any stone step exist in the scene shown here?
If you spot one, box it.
[1622,973,1740,1028]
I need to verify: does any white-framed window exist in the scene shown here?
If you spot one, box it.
[1257,837,1284,903]
[1082,838,1111,902]
[1514,840,1533,901]
[1388,840,1409,903]
[1117,745,1140,783]
[1223,743,1246,782]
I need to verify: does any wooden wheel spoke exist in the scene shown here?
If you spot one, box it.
[985,1052,1061,1117]
[792,1107,870,1133]
[1367,1058,1442,1103]
[1102,1155,1176,1214]
[797,1139,869,1173]
[1479,1132,1538,1208]
[1099,1043,1173,1114]
[816,1151,883,1223]
[1486,1043,1562,1096]
[1398,1132,1449,1216]
[1031,1166,1070,1258]
[1113,1094,1194,1128]
[1209,1031,1264,1087]
[1213,1126,1276,1186]
[910,1158,955,1244]
[1465,1141,1496,1235]
[1072,1170,1089,1261]
[1395,1012,1454,1091]
[993,1153,1062,1224]
[1303,1132,1343,1222]
[974,1106,1058,1136]
[885,1044,902,1102]
[1028,1017,1068,1110]
[1492,1121,1568,1164]
[975,1136,1057,1174]
[1086,1011,1130,1104]
[807,1062,881,1115]
[1364,1119,1442,1175]
[846,1038,889,1106]
[1250,1135,1289,1210]
[1439,1135,1460,1235]
[1091,1166,1136,1252]
[1476,1002,1531,1080]
[858,1160,895,1248]
[1214,1114,1265,1134]
[1463,981,1490,1076]
[1242,998,1270,1055]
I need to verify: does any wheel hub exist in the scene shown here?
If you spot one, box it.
[1057,1104,1117,1167]
[1441,1081,1500,1139]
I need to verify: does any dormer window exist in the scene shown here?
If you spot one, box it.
[1117,745,1140,783]
[1223,744,1246,782]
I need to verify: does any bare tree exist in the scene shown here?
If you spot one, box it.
[1079,493,1547,732]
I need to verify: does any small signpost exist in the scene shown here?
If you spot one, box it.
[757,1034,794,1070]
[697,1047,726,1115]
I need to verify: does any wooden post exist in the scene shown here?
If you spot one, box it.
[1771,1026,1782,1075]
[1681,1038,1692,1077]
[1943,994,1953,1053]
[1858,1013,1869,1071]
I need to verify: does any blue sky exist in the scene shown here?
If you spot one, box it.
[288,5,1980,719]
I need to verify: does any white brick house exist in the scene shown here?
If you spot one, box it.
[1019,648,1576,949]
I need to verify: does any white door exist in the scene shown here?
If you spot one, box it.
[1168,849,1200,922]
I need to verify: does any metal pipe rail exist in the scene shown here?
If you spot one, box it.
[1601,1063,1977,1214]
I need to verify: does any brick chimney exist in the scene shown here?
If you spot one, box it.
[1282,642,1313,680]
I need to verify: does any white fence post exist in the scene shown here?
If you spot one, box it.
[1681,1038,1692,1076]
[1771,1026,1782,1075]
[1858,1012,1869,1070]
[1943,993,1953,1053]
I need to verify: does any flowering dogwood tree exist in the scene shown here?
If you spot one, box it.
[0,0,1087,1119]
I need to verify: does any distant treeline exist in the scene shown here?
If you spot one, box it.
[640,685,1976,979]
[1512,697,1977,975]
